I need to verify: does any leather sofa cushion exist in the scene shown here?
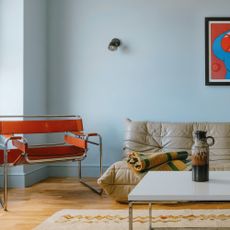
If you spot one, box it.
[124,119,230,163]
[98,119,230,202]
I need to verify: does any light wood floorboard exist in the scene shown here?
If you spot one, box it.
[0,177,230,230]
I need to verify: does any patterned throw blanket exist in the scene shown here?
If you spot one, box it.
[127,151,191,172]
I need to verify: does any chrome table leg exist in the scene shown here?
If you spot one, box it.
[149,202,152,230]
[0,197,3,208]
[129,202,133,230]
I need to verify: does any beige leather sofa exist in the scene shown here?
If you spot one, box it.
[98,119,230,202]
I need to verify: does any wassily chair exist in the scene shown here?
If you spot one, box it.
[0,115,103,211]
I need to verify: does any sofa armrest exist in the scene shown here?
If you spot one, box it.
[97,160,144,202]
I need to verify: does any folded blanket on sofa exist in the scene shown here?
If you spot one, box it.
[127,151,189,172]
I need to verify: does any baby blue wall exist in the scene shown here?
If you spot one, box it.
[2,0,230,187]
[47,0,230,170]
[0,0,48,187]
[0,0,25,187]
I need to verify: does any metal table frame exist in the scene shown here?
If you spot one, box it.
[129,200,153,230]
[128,199,230,230]
[129,201,153,230]
[128,171,230,229]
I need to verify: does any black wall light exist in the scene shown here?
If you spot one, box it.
[108,38,121,51]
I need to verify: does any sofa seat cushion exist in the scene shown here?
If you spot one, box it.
[98,158,191,202]
[98,160,230,202]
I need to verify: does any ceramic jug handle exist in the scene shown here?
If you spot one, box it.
[207,136,215,146]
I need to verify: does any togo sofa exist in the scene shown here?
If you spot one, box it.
[97,119,230,202]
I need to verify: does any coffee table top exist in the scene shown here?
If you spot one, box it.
[128,171,230,202]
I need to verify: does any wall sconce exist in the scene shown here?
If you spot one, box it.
[108,38,121,51]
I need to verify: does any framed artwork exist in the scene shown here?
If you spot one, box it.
[205,17,230,85]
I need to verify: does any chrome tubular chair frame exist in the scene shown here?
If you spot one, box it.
[0,136,22,211]
[78,133,103,195]
[0,115,103,211]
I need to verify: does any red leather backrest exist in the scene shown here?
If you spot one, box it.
[0,119,83,134]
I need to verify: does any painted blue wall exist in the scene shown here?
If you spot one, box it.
[0,0,48,187]
[47,0,230,168]
[0,0,25,187]
[2,0,230,187]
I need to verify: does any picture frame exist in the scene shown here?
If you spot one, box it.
[205,17,230,85]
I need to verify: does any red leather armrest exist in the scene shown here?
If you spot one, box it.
[72,132,98,137]
[64,135,87,149]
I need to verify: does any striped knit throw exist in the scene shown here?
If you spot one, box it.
[127,151,189,172]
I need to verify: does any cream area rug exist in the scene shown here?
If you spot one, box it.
[34,209,230,230]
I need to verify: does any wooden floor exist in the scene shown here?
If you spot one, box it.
[1,177,230,230]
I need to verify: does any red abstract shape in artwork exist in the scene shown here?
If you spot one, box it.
[221,33,230,52]
[212,62,221,72]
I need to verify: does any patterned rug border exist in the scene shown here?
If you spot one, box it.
[34,209,230,230]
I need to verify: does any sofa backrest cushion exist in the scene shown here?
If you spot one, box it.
[124,119,230,165]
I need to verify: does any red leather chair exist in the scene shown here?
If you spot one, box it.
[0,115,103,211]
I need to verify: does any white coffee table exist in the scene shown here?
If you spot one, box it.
[128,171,230,230]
